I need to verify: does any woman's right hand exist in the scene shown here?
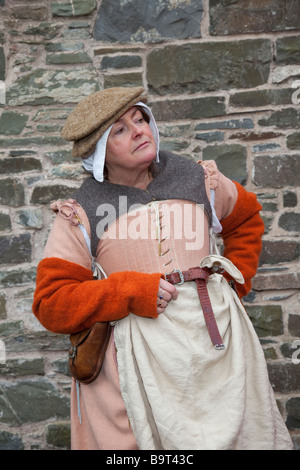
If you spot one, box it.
[156,278,178,314]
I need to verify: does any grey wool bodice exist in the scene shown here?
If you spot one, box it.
[74,151,212,257]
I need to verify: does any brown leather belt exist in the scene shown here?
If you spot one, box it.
[165,267,225,350]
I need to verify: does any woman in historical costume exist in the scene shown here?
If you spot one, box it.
[32,86,293,450]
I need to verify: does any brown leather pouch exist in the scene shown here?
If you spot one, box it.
[68,322,112,384]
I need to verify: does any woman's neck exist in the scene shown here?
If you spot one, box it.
[107,167,153,189]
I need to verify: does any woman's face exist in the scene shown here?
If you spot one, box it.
[105,107,157,177]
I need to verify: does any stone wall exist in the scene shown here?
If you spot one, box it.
[0,0,299,450]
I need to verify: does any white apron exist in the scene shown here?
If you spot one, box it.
[114,255,293,450]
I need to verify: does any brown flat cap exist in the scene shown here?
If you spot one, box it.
[61,86,146,158]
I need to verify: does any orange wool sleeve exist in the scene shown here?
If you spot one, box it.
[220,182,264,299]
[32,257,163,334]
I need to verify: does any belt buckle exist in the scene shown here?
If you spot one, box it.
[172,269,184,285]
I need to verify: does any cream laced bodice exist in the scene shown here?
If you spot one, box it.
[95,199,211,276]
